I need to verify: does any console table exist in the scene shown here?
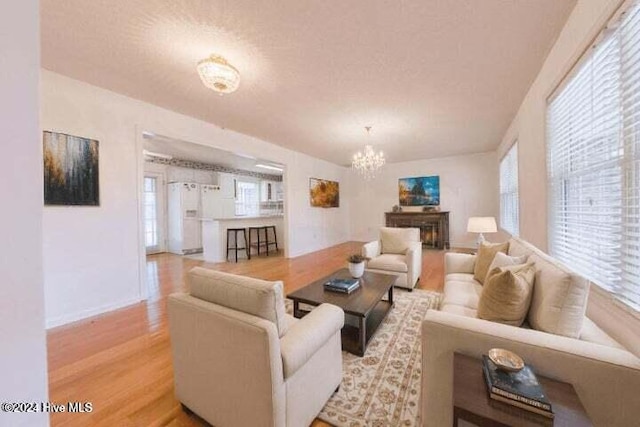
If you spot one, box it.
[385,211,450,249]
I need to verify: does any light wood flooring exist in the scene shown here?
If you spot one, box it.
[47,242,445,426]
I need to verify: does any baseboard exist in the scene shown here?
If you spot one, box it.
[45,296,143,329]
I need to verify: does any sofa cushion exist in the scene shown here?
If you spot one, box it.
[188,267,289,337]
[446,273,477,283]
[507,238,535,258]
[440,304,477,317]
[477,263,536,326]
[380,227,420,254]
[486,252,527,283]
[473,241,509,285]
[527,254,590,338]
[442,280,482,309]
[367,253,408,273]
[580,317,625,349]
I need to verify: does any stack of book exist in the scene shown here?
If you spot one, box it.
[482,355,554,418]
[324,278,360,294]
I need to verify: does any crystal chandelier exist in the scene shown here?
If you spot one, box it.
[352,126,385,179]
[196,54,240,94]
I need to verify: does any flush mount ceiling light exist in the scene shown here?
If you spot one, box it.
[196,54,240,94]
[352,126,385,180]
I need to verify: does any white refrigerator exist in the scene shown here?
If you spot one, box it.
[168,182,202,254]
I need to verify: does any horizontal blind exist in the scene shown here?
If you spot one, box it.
[620,2,640,307]
[547,0,640,309]
[500,142,519,236]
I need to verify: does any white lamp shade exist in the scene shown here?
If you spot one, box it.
[467,217,497,233]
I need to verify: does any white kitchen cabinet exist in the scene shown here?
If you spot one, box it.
[260,180,278,202]
[218,173,236,199]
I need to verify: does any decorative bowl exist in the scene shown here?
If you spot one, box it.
[488,348,524,372]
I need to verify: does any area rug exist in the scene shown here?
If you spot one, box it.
[286,288,441,427]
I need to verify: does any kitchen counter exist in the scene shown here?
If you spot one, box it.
[201,216,284,262]
[200,214,283,221]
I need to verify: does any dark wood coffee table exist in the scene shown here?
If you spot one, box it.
[287,269,396,356]
[453,353,592,426]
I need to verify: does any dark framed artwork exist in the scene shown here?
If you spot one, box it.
[399,176,440,206]
[43,131,100,206]
[309,178,339,208]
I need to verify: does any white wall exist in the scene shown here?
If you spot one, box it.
[497,0,640,352]
[0,1,49,425]
[350,152,508,248]
[41,70,350,327]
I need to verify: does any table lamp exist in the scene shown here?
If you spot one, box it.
[467,217,497,247]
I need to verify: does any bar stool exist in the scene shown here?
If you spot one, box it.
[248,226,279,256]
[265,225,278,255]
[226,228,250,262]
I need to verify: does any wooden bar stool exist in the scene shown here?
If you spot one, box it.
[226,228,250,262]
[248,226,279,256]
[264,225,278,255]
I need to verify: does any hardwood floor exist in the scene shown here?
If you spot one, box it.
[47,242,445,426]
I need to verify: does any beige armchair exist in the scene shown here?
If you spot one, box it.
[168,267,344,427]
[362,227,422,290]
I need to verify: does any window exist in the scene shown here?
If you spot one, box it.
[144,177,159,249]
[235,180,259,217]
[500,142,519,236]
[547,1,640,309]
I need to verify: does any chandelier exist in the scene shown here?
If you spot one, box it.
[196,54,240,94]
[352,126,385,179]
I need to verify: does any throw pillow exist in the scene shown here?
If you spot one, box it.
[485,252,528,283]
[526,254,590,338]
[473,241,509,285]
[478,262,536,326]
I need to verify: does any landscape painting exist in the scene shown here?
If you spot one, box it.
[399,176,440,206]
[310,178,339,208]
[43,131,100,206]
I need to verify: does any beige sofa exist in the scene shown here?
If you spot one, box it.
[168,267,344,427]
[362,227,422,290]
[421,237,640,426]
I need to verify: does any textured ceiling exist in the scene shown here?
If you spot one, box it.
[41,0,576,165]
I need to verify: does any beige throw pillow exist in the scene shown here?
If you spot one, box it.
[478,263,536,326]
[473,241,509,284]
[485,252,528,283]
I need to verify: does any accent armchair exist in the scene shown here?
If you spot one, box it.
[168,267,344,427]
[362,227,422,290]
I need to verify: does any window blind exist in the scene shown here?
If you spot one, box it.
[500,142,519,236]
[547,0,640,309]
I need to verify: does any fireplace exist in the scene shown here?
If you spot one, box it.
[385,211,450,249]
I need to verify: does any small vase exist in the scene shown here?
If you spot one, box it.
[348,262,365,278]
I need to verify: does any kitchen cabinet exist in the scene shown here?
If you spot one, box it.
[218,173,236,199]
[260,180,284,202]
[260,180,275,202]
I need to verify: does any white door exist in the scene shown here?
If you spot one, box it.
[144,173,166,254]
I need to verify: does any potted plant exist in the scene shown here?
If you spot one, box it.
[347,254,367,278]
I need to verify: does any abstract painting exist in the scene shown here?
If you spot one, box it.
[43,131,100,206]
[310,178,339,208]
[399,176,439,206]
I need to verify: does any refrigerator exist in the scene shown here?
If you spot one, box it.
[168,182,202,255]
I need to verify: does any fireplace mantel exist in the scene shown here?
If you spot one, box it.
[385,211,450,249]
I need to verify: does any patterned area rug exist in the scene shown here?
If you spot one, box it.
[286,288,441,427]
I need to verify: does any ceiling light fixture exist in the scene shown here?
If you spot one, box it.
[255,163,284,172]
[352,126,385,180]
[196,54,240,94]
